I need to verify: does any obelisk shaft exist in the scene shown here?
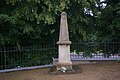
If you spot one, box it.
[59,12,69,41]
[57,12,71,45]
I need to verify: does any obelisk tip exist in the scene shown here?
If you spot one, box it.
[61,12,67,16]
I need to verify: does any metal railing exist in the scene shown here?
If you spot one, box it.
[0,42,120,71]
[0,44,57,70]
[70,42,120,60]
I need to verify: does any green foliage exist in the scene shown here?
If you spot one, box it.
[0,0,99,45]
[0,14,9,22]
[95,0,120,41]
[0,0,120,45]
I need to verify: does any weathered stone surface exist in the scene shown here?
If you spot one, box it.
[57,12,71,45]
[56,12,72,71]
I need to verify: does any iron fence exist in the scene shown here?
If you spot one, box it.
[0,44,57,70]
[0,42,120,71]
[70,42,120,60]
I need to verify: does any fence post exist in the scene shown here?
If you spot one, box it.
[4,47,6,69]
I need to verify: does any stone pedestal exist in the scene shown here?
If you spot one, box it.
[57,45,72,70]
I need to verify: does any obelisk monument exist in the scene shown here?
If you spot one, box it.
[57,12,72,70]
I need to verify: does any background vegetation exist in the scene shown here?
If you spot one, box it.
[0,0,119,46]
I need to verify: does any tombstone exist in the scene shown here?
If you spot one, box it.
[56,12,72,70]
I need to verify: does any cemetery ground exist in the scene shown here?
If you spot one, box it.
[0,61,120,80]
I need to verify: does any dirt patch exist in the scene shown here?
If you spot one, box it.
[0,61,120,80]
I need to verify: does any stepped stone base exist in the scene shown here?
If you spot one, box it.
[48,65,82,75]
[56,62,72,70]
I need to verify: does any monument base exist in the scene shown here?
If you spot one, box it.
[48,64,82,75]
[56,62,72,71]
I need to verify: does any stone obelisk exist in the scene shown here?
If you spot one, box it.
[57,12,72,70]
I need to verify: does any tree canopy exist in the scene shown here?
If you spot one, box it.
[0,0,120,46]
[97,0,120,41]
